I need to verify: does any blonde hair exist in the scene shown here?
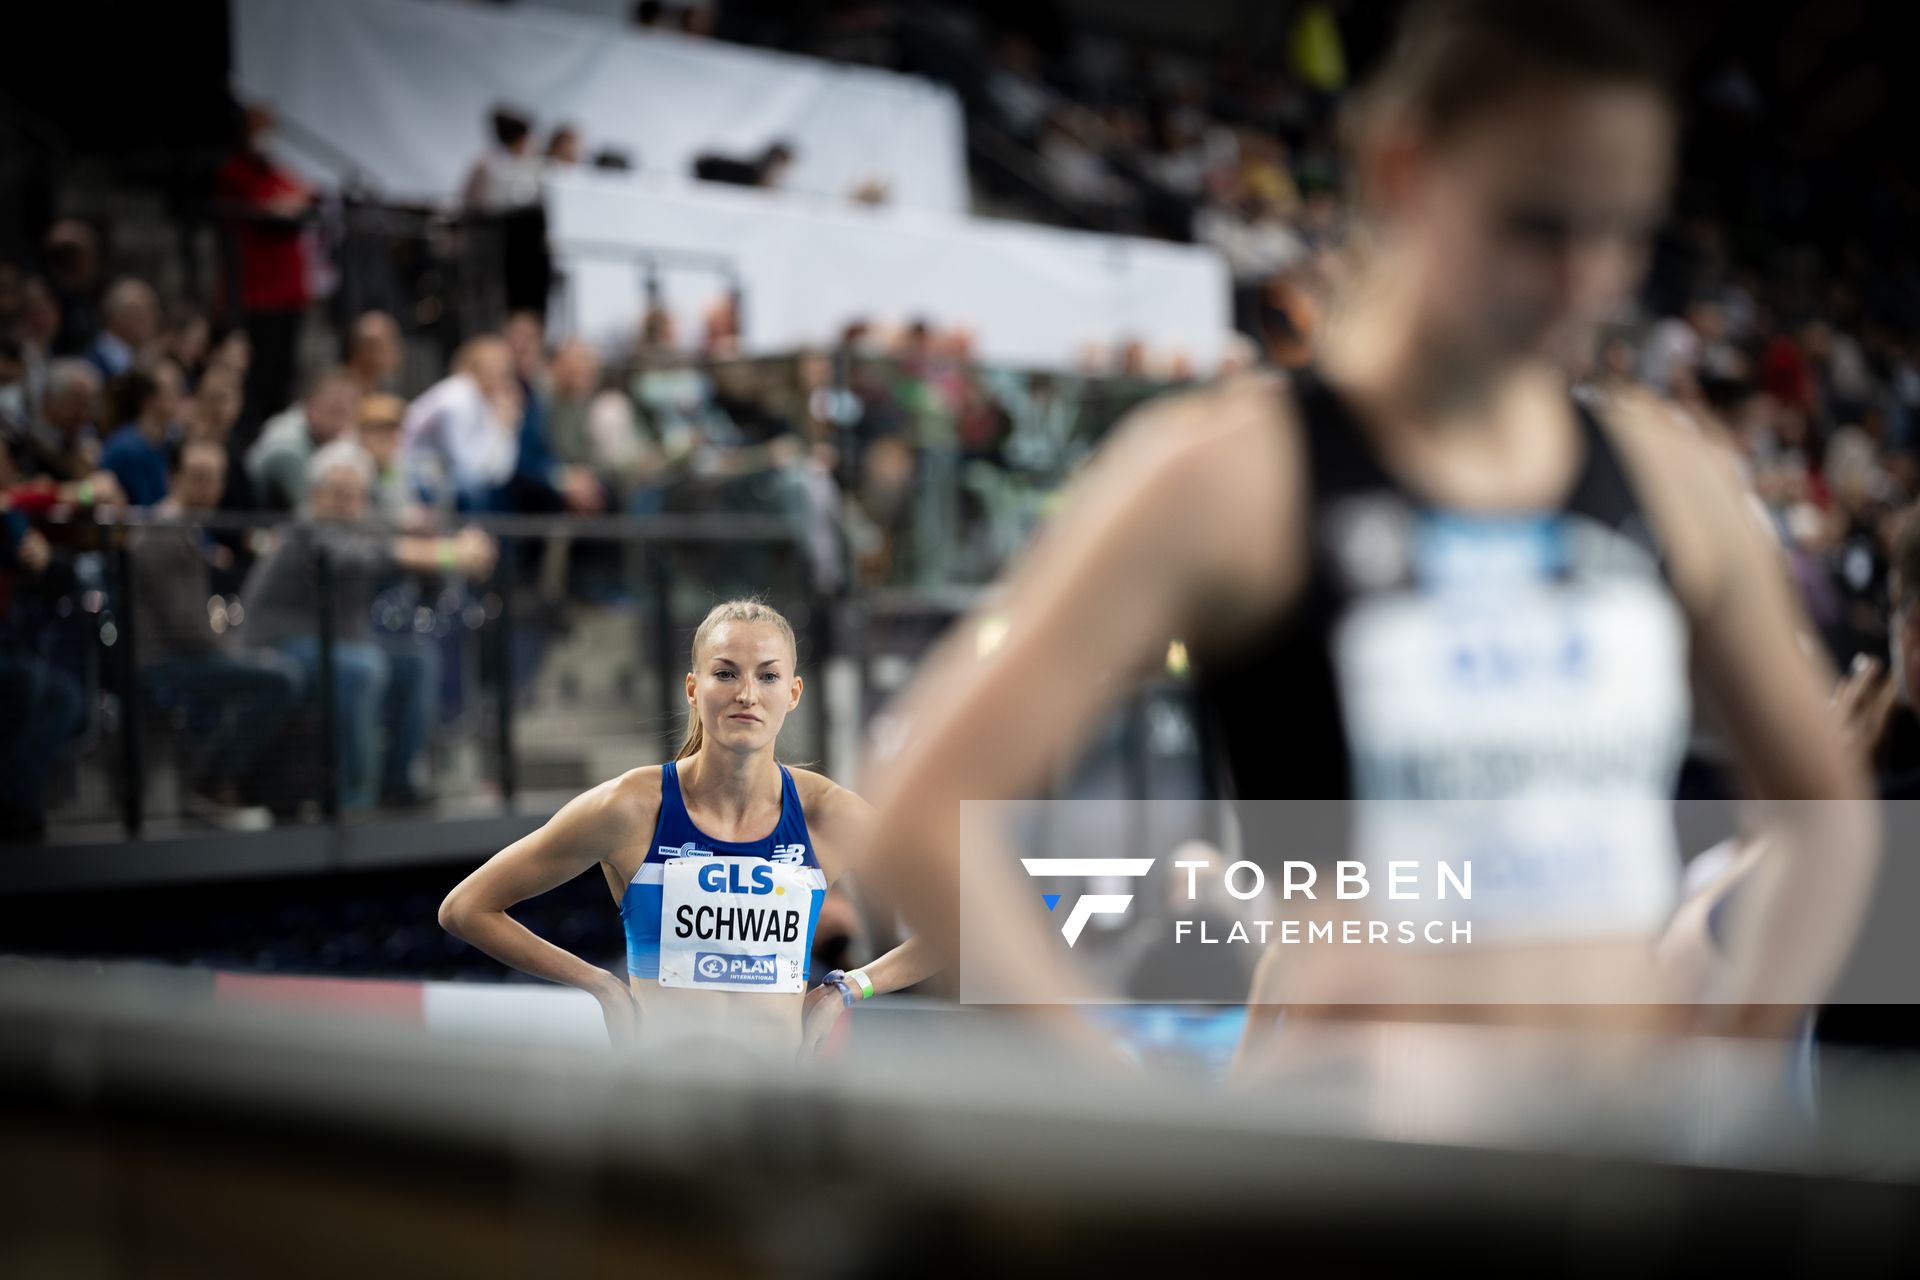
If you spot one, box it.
[677,599,799,761]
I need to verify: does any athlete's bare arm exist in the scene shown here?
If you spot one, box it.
[792,769,943,1046]
[863,377,1309,999]
[790,767,872,887]
[439,768,660,1038]
[1605,401,1879,1028]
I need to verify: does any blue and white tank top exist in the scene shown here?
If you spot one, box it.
[620,761,828,980]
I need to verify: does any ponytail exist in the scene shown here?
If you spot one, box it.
[676,716,704,761]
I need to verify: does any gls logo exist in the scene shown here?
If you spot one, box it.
[697,862,776,894]
[1020,858,1155,946]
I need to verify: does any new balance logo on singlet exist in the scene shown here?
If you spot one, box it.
[769,844,807,864]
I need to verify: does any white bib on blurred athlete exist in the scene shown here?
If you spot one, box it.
[657,856,811,993]
[1331,520,1689,938]
[1192,372,1693,941]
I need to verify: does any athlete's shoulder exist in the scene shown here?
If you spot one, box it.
[785,767,869,880]
[1588,385,1763,610]
[1590,383,1724,469]
[1113,370,1301,467]
[1084,370,1304,532]
[597,764,667,823]
[785,766,869,817]
[1078,370,1307,635]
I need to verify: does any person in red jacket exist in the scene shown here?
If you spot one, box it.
[214,103,314,451]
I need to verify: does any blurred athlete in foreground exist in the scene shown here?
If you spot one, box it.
[862,0,1876,1054]
[441,600,935,1057]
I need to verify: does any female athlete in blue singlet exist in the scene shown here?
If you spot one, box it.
[441,599,935,1055]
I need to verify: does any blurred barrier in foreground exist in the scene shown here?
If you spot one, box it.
[1,959,1918,1275]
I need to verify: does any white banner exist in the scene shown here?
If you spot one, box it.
[548,170,1234,371]
[230,0,967,212]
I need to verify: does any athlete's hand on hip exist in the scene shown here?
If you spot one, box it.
[800,980,849,1056]
[589,971,639,1046]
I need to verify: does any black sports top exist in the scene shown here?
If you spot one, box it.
[1190,369,1693,935]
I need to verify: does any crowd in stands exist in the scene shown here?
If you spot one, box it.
[724,1,1920,676]
[7,0,1920,841]
[0,218,1170,838]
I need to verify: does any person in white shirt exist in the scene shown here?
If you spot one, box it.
[399,336,522,510]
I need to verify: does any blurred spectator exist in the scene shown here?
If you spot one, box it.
[493,310,603,515]
[40,220,102,358]
[214,105,315,440]
[0,337,26,436]
[13,276,64,410]
[462,107,551,317]
[245,367,361,511]
[184,368,259,574]
[356,393,418,523]
[1873,507,1920,795]
[463,107,539,211]
[100,362,186,507]
[131,439,297,828]
[841,431,914,586]
[1236,132,1301,220]
[545,125,583,168]
[547,339,657,501]
[986,35,1056,143]
[207,326,253,386]
[1037,108,1132,210]
[86,279,160,381]
[1826,426,1898,664]
[0,535,85,841]
[1195,170,1309,286]
[400,336,522,510]
[17,359,103,483]
[0,436,88,841]
[243,442,495,808]
[694,140,795,190]
[848,176,892,206]
[185,369,246,451]
[1640,298,1726,399]
[1821,321,1876,425]
[345,310,404,397]
[164,304,212,387]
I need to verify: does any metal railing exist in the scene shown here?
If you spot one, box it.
[8,507,822,841]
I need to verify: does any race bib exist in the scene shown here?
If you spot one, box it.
[1331,572,1690,938]
[657,856,810,993]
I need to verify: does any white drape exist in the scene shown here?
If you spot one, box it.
[230,0,968,212]
[547,170,1233,372]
